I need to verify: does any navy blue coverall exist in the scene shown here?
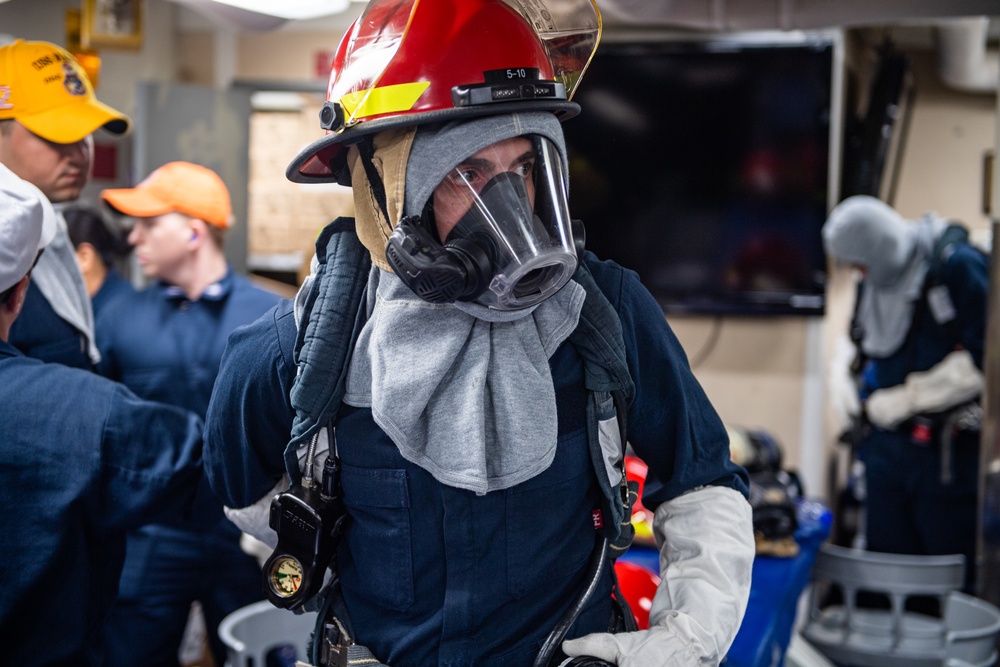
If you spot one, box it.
[0,339,203,666]
[91,267,135,319]
[9,280,92,369]
[204,254,748,667]
[96,269,280,667]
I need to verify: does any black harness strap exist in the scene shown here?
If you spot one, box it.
[357,136,394,235]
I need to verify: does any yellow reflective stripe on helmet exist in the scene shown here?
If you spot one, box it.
[340,81,431,121]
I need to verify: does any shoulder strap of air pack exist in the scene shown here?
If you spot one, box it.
[568,261,634,401]
[897,223,985,374]
[568,260,637,551]
[283,217,371,485]
[926,223,972,289]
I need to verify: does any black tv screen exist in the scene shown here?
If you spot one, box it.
[564,36,837,316]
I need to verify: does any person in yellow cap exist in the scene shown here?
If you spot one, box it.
[96,161,281,667]
[0,39,130,370]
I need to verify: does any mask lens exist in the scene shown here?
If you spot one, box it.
[434,135,577,310]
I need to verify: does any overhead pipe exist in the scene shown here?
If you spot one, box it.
[598,0,1000,32]
[936,17,999,94]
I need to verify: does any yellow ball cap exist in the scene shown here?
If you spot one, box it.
[0,40,130,144]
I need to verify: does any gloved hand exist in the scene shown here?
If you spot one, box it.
[865,384,911,430]
[563,486,754,666]
[865,350,983,430]
[223,426,332,548]
[562,625,700,666]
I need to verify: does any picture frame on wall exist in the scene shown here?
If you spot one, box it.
[82,0,142,51]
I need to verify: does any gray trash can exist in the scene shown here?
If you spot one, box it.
[218,600,317,667]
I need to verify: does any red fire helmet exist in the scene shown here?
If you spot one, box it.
[286,0,602,185]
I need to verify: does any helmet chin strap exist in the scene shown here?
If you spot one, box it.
[357,136,395,235]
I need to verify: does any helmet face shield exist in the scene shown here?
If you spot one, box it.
[431,135,577,310]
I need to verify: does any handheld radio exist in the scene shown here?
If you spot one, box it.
[263,455,346,609]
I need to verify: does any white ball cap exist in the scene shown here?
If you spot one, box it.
[0,162,57,293]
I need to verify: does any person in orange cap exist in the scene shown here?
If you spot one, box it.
[0,39,130,370]
[96,161,280,667]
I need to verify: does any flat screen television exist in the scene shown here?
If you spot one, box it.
[563,33,842,316]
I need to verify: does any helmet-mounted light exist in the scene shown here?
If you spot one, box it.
[319,102,344,132]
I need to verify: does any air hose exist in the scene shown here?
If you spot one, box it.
[534,390,632,667]
[532,536,611,667]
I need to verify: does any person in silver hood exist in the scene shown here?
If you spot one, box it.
[824,195,988,589]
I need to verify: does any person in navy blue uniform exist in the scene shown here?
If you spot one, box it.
[0,163,203,666]
[96,161,281,667]
[0,39,130,370]
[204,2,755,666]
[824,195,988,591]
[65,205,135,319]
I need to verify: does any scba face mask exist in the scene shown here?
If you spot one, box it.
[386,135,581,310]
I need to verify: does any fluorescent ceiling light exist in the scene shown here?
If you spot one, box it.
[203,0,350,20]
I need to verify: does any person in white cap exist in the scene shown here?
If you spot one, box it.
[0,39,131,369]
[823,195,988,591]
[0,163,203,666]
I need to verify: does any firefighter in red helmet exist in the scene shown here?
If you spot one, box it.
[205,1,754,665]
